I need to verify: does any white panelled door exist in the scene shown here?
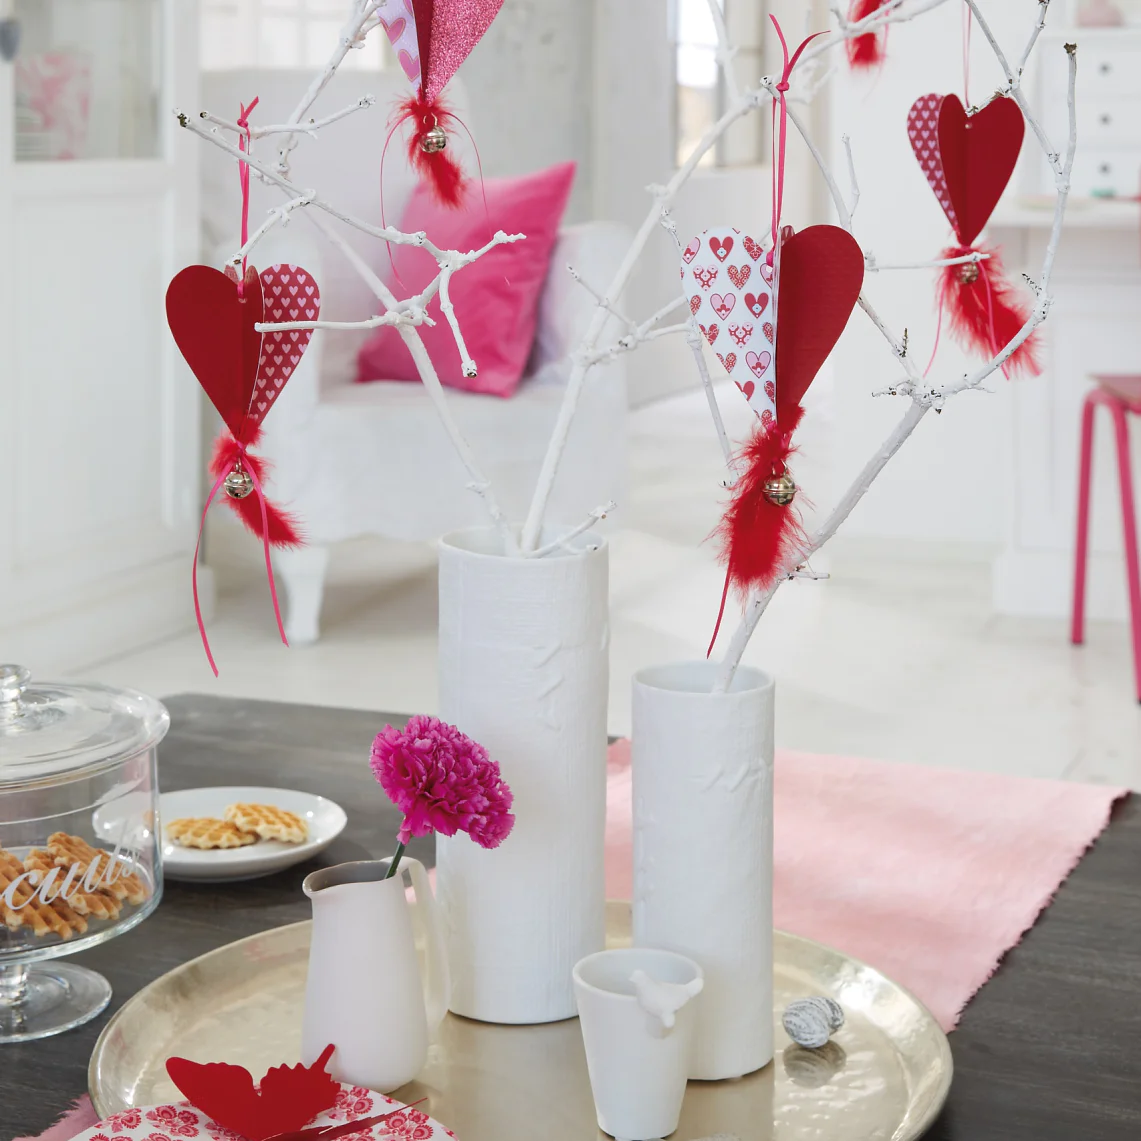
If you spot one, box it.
[0,0,202,673]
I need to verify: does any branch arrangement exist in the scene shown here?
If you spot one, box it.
[177,0,1074,691]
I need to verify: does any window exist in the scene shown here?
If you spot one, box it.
[674,0,766,168]
[201,0,390,70]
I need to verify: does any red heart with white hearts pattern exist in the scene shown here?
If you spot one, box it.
[250,263,321,429]
[907,93,959,235]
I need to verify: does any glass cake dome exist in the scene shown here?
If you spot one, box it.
[0,664,168,1042]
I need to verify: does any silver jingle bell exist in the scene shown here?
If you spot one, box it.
[420,125,448,154]
[223,465,255,500]
[763,470,797,507]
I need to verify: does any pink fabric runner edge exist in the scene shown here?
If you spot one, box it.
[606,738,1128,1032]
[15,1095,97,1141]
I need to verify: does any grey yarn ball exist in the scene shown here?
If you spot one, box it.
[782,996,845,1049]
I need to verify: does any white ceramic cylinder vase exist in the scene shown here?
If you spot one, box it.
[437,526,609,1024]
[632,661,775,1080]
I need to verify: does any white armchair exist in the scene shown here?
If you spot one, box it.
[200,69,629,643]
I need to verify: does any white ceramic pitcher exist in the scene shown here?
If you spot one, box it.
[301,857,449,1092]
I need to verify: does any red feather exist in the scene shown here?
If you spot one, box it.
[717,406,807,596]
[166,1045,339,1141]
[938,244,1041,378]
[847,0,889,69]
[396,92,469,209]
[210,427,304,547]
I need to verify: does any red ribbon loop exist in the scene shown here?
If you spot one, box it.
[767,18,825,267]
[236,96,260,293]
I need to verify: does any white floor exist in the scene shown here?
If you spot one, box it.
[81,384,1141,790]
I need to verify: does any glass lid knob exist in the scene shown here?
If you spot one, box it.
[0,665,30,725]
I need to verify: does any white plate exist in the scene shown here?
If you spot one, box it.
[159,787,347,882]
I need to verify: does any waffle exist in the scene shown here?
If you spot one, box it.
[23,849,121,922]
[46,832,150,905]
[166,817,260,850]
[0,848,76,939]
[224,803,309,844]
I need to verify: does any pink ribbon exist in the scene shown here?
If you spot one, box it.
[767,17,825,268]
[236,96,259,294]
[192,439,288,677]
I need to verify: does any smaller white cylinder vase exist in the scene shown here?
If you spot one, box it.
[632,661,774,1080]
[437,526,609,1024]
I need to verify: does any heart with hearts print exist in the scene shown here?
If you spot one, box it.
[253,264,321,429]
[683,227,776,421]
[775,224,865,421]
[166,265,264,442]
[908,93,1024,246]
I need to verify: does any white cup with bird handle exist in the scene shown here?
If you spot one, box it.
[573,947,705,1140]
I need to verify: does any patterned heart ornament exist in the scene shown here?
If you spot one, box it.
[682,227,776,422]
[908,93,1024,246]
[376,0,421,84]
[253,263,321,429]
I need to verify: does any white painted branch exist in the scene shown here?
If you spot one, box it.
[687,324,736,474]
[842,133,860,220]
[255,312,411,334]
[963,0,1060,173]
[568,264,634,329]
[712,400,930,692]
[274,0,384,173]
[200,100,378,139]
[295,204,517,551]
[1018,1,1051,78]
[809,0,952,66]
[706,0,741,101]
[520,85,771,551]
[228,194,314,269]
[865,250,991,272]
[523,502,617,560]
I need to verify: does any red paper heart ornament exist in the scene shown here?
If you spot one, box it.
[166,1045,339,1141]
[908,93,1024,246]
[939,94,1024,246]
[166,265,264,442]
[253,263,321,429]
[775,225,865,422]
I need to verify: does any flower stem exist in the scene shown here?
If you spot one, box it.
[384,840,406,879]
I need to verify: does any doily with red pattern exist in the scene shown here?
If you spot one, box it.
[76,1086,458,1141]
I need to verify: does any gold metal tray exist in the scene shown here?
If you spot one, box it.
[90,905,951,1140]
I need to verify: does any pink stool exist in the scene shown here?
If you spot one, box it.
[1071,375,1141,703]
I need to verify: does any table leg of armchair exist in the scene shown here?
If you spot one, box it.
[274,544,330,646]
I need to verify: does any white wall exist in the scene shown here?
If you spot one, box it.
[462,0,596,222]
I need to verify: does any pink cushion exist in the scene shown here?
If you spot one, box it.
[355,161,576,397]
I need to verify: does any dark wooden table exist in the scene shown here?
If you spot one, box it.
[3,694,1140,1140]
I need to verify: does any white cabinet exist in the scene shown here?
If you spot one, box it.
[0,0,203,673]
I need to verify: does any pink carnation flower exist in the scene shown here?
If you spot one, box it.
[370,715,514,848]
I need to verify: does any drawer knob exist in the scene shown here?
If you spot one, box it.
[1099,61,1112,75]
[1100,113,1112,125]
[1099,162,1112,174]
